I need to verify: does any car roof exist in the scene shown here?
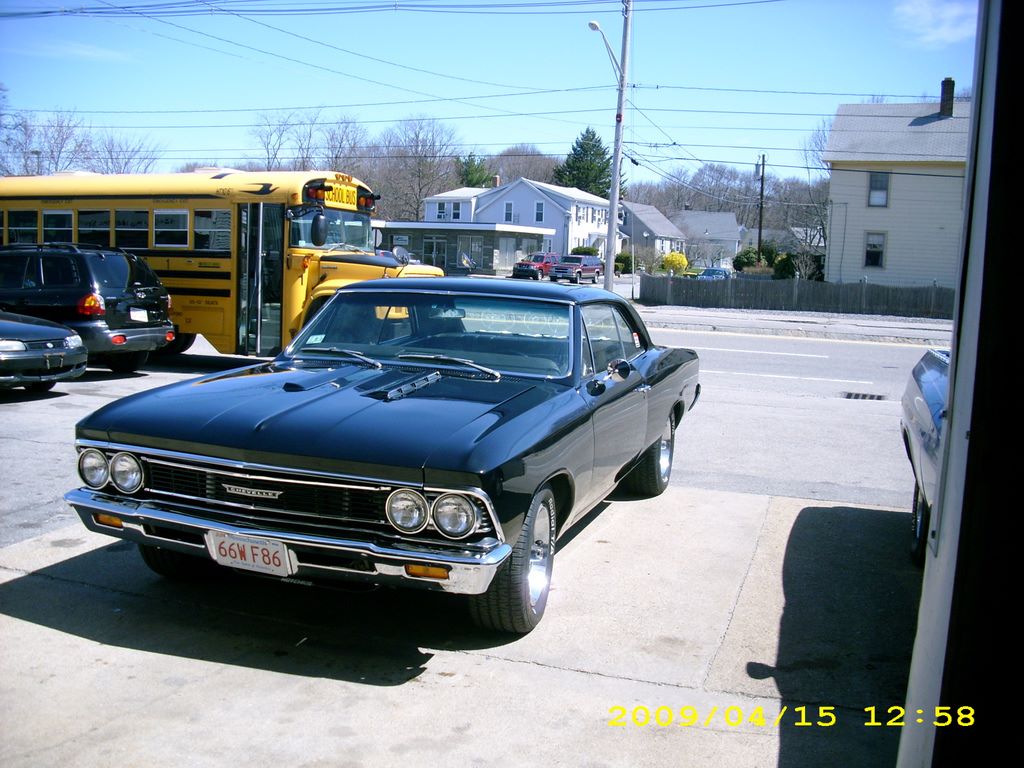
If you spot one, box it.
[339,276,620,304]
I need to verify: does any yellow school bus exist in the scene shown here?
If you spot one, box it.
[0,169,442,356]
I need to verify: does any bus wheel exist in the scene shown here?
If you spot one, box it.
[155,333,196,356]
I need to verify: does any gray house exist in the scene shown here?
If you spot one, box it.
[670,210,740,269]
[823,78,968,288]
[620,201,686,256]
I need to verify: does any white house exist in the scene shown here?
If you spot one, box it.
[823,78,969,288]
[620,201,686,255]
[425,178,621,266]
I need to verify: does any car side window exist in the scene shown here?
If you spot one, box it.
[581,303,647,375]
[0,254,33,289]
[40,254,82,287]
[580,317,595,377]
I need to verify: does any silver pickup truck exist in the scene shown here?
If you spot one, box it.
[900,349,950,566]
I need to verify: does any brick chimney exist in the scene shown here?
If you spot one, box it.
[492,175,501,188]
[940,77,955,117]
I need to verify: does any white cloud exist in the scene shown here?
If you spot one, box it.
[894,0,978,47]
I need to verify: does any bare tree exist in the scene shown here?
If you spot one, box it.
[371,117,458,220]
[250,112,295,171]
[491,143,557,184]
[319,117,370,179]
[1,110,91,175]
[86,131,161,174]
[288,109,321,171]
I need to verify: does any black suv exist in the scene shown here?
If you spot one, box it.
[0,244,173,372]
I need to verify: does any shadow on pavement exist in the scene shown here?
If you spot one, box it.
[746,505,922,768]
[0,538,525,686]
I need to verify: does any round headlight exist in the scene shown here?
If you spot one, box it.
[386,489,429,534]
[431,494,478,539]
[109,452,144,493]
[78,448,109,488]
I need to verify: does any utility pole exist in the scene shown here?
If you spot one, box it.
[756,153,766,263]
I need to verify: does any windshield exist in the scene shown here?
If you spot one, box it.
[288,207,373,250]
[288,292,572,378]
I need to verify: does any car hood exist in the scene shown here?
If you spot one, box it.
[0,311,75,340]
[77,362,563,481]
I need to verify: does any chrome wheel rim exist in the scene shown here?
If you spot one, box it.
[657,420,674,483]
[527,499,554,608]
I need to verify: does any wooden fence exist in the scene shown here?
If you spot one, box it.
[638,274,954,318]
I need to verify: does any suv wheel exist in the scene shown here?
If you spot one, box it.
[592,270,601,284]
[106,350,149,373]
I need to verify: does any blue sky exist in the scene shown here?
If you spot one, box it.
[0,0,979,183]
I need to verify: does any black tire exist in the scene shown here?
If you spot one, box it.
[139,543,221,580]
[624,413,676,497]
[592,270,600,284]
[155,332,196,356]
[469,485,557,634]
[572,271,582,284]
[26,381,56,393]
[910,482,930,567]
[106,350,149,373]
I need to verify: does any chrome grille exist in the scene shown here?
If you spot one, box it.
[139,455,495,547]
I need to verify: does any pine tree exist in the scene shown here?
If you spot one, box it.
[552,128,612,198]
[456,152,493,187]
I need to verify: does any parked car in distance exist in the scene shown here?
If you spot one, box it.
[512,252,561,280]
[550,255,603,284]
[0,243,175,372]
[0,310,88,392]
[900,348,950,567]
[65,278,700,634]
[695,267,732,280]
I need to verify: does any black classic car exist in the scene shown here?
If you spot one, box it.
[65,278,700,633]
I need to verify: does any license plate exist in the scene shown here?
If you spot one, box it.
[130,307,148,322]
[206,531,291,577]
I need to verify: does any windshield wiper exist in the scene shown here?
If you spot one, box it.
[295,346,382,368]
[397,353,501,381]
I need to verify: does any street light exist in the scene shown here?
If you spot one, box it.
[588,2,632,293]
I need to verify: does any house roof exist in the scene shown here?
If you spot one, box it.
[527,179,608,206]
[670,211,740,242]
[823,101,970,165]
[424,187,490,201]
[621,201,685,240]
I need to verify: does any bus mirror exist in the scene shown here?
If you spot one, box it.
[311,212,328,246]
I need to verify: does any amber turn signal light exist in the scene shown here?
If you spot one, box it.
[405,564,449,580]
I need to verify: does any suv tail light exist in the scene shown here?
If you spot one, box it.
[77,293,106,316]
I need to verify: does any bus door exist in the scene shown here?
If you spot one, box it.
[238,202,284,356]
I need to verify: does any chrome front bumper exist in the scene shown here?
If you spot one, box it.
[65,488,512,595]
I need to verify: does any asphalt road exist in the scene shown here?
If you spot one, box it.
[0,309,949,767]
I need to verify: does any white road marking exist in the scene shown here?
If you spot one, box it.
[683,345,828,359]
[701,369,875,385]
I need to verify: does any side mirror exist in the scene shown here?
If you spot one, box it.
[606,359,631,382]
[311,212,327,246]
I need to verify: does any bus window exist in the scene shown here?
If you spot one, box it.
[8,210,39,244]
[78,210,111,247]
[288,207,372,250]
[43,211,73,242]
[115,210,148,248]
[154,210,188,247]
[194,209,231,250]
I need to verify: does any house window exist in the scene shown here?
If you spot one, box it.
[436,202,447,220]
[868,172,890,207]
[865,232,885,268]
[504,202,514,223]
[452,202,461,221]
[535,202,544,223]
